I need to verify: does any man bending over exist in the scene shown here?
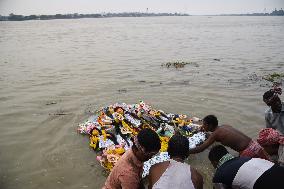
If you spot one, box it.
[188,115,269,160]
[209,145,284,189]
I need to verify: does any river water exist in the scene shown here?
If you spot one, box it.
[0,16,283,189]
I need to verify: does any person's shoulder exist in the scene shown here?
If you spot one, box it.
[112,152,134,173]
[211,126,226,138]
[216,125,233,133]
[149,161,171,177]
[220,157,251,172]
[213,168,223,183]
[149,161,169,173]
[213,158,236,182]
[148,161,170,188]
[219,124,232,128]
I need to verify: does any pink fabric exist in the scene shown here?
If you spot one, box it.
[102,148,143,189]
[257,128,284,146]
[239,140,270,160]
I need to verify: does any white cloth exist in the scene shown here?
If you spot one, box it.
[142,152,170,178]
[153,159,195,189]
[98,136,114,149]
[232,158,274,189]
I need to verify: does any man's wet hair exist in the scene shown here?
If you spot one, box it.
[203,115,218,129]
[263,90,274,101]
[137,128,161,152]
[263,87,282,102]
[167,134,189,160]
[208,145,229,162]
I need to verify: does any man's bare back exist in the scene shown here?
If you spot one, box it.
[214,125,251,152]
[188,123,252,154]
[188,115,270,160]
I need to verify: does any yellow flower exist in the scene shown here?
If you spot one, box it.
[89,135,99,149]
[122,120,137,135]
[102,130,110,141]
[102,161,114,171]
[160,136,170,152]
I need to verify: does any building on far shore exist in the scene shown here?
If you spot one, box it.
[271,8,284,16]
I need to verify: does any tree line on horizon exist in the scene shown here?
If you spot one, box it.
[0,8,283,21]
[220,8,284,16]
[0,12,189,21]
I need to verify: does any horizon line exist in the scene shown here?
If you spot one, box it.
[1,9,283,17]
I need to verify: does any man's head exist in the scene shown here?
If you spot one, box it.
[168,134,189,160]
[208,145,229,168]
[257,128,284,156]
[132,128,161,162]
[202,115,218,132]
[263,88,282,113]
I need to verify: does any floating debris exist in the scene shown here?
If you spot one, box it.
[118,89,127,93]
[78,101,206,177]
[161,61,199,69]
[50,109,68,116]
[213,58,221,61]
[247,73,263,82]
[53,113,68,116]
[46,101,57,105]
[239,72,284,87]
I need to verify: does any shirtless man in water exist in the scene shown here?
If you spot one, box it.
[188,115,270,160]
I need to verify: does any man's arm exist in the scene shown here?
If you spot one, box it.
[189,133,216,154]
[190,167,203,189]
[148,167,154,189]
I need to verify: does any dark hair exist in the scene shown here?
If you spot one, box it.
[137,128,161,152]
[203,115,218,129]
[168,134,189,160]
[263,90,274,101]
[208,145,228,162]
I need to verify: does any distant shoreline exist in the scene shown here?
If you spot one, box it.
[1,9,283,21]
[0,12,189,21]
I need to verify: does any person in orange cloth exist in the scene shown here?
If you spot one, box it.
[102,128,161,189]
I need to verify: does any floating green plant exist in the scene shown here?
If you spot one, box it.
[263,72,284,82]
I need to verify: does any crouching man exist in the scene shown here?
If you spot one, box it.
[209,145,284,189]
[102,128,161,189]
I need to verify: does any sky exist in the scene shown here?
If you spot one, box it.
[0,0,283,16]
